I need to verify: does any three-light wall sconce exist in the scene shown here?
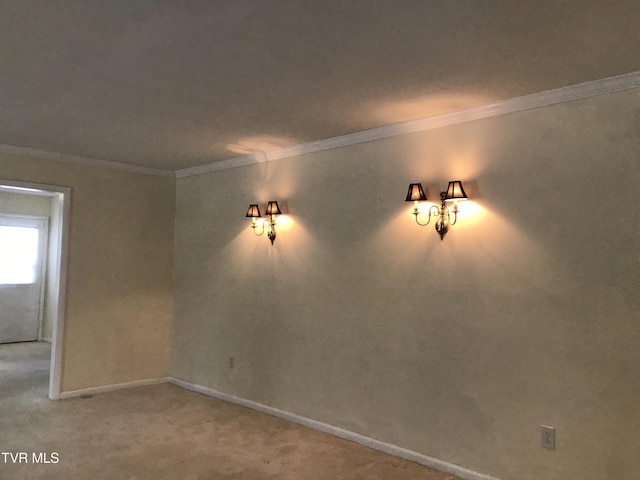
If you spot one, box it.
[406,180,468,240]
[245,201,282,245]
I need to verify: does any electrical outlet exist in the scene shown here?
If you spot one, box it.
[541,425,555,450]
[228,356,235,369]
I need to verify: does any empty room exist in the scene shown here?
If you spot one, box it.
[0,2,638,480]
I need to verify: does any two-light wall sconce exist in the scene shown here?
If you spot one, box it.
[244,182,468,244]
[406,180,468,240]
[246,201,281,245]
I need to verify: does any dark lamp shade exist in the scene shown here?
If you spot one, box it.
[245,204,262,218]
[265,201,281,216]
[444,181,468,202]
[405,183,427,202]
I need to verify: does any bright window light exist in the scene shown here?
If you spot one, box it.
[0,226,39,284]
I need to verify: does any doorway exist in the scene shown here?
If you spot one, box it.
[0,181,69,400]
[0,214,48,343]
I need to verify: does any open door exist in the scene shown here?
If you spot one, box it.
[0,215,48,344]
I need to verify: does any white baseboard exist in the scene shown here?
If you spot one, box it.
[59,377,169,399]
[168,377,503,480]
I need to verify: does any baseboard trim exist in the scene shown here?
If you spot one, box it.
[59,377,169,399]
[168,377,502,480]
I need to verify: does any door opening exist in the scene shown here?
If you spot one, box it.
[0,214,48,343]
[0,182,70,400]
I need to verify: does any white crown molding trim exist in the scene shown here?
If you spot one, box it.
[58,377,168,400]
[0,142,175,178]
[176,71,640,178]
[175,152,269,178]
[169,377,503,480]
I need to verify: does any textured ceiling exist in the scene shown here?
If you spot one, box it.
[1,1,639,170]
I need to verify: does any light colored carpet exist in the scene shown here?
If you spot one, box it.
[0,342,460,480]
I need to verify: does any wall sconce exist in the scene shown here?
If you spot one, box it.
[246,200,282,245]
[406,180,468,240]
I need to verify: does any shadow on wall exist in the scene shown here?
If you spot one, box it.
[368,197,563,299]
[223,212,317,278]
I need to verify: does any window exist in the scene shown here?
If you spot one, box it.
[0,226,40,284]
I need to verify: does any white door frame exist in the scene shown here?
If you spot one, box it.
[0,179,70,400]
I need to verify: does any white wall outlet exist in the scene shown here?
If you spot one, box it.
[541,425,555,450]
[228,356,235,369]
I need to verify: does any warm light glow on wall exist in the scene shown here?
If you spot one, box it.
[368,94,495,124]
[451,201,485,228]
[410,201,437,216]
[274,215,293,231]
[411,199,480,220]
[226,136,297,155]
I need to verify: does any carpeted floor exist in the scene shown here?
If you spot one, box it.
[0,342,460,480]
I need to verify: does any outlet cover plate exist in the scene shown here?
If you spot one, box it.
[541,425,555,450]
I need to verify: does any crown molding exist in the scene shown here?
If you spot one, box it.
[0,142,175,178]
[176,70,640,178]
[175,152,268,178]
[2,72,638,179]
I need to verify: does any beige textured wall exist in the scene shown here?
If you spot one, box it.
[0,154,175,392]
[172,89,640,480]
